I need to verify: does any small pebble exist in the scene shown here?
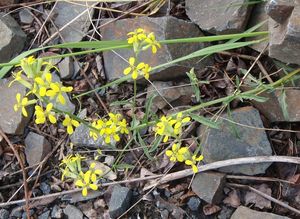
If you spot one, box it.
[187,197,201,211]
[0,209,9,219]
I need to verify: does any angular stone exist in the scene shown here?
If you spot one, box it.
[248,89,300,122]
[53,1,95,43]
[231,206,291,219]
[38,210,50,219]
[0,78,32,135]
[101,16,212,81]
[191,172,226,204]
[0,12,26,63]
[266,0,294,23]
[198,106,272,175]
[0,209,9,219]
[51,205,63,218]
[269,6,300,65]
[70,124,115,148]
[19,9,34,24]
[247,2,269,53]
[186,0,252,34]
[58,57,74,79]
[146,81,194,112]
[24,132,52,166]
[109,186,132,219]
[63,205,83,219]
[187,197,201,211]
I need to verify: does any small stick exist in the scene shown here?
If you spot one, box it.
[0,129,31,218]
[226,175,292,184]
[1,156,300,208]
[227,183,300,215]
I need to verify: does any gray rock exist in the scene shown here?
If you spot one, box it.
[191,172,226,204]
[186,0,252,34]
[231,206,291,219]
[25,132,52,166]
[58,57,74,79]
[40,182,51,194]
[0,209,9,219]
[198,106,272,175]
[50,73,75,113]
[187,197,201,211]
[51,205,63,218]
[22,209,34,219]
[0,78,32,135]
[0,13,26,63]
[70,124,115,148]
[53,1,95,42]
[249,89,300,122]
[147,81,194,112]
[266,0,294,23]
[268,5,300,65]
[247,2,269,53]
[218,206,234,219]
[19,9,34,24]
[101,16,212,81]
[38,210,50,219]
[63,205,83,219]
[10,207,22,218]
[109,186,132,219]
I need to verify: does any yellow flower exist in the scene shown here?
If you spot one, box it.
[75,171,98,197]
[34,103,57,124]
[62,115,80,135]
[118,118,129,134]
[8,70,32,88]
[34,72,52,97]
[123,57,145,80]
[13,93,36,117]
[143,32,161,54]
[174,112,190,135]
[60,154,85,180]
[166,143,181,162]
[140,64,151,80]
[185,154,204,173]
[127,28,146,45]
[46,82,73,105]
[89,119,104,140]
[89,162,103,182]
[155,116,177,142]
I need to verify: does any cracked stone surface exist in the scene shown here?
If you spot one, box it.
[186,0,252,34]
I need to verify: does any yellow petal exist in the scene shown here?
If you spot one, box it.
[123,67,131,75]
[75,179,84,187]
[82,187,88,197]
[192,165,198,173]
[166,150,173,157]
[129,57,135,66]
[89,183,98,191]
[67,125,73,135]
[48,114,57,124]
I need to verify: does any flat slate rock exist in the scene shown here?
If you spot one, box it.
[185,0,252,34]
[53,1,95,42]
[231,206,291,219]
[248,89,300,122]
[101,16,212,81]
[109,186,132,219]
[0,12,26,63]
[0,78,32,135]
[268,4,300,65]
[25,132,52,166]
[266,0,294,24]
[191,172,226,204]
[198,106,272,175]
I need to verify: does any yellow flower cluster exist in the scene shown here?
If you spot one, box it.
[127,28,161,54]
[60,155,103,197]
[11,56,78,136]
[166,143,204,173]
[123,28,160,80]
[154,112,190,142]
[89,113,129,144]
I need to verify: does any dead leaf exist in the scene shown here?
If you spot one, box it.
[245,184,272,209]
[203,204,221,215]
[223,190,241,208]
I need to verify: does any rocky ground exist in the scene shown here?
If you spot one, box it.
[1,0,300,219]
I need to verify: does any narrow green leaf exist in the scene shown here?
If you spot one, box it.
[190,113,219,129]
[137,132,153,160]
[241,93,268,102]
[278,89,289,120]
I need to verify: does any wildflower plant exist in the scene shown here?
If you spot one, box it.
[60,155,103,196]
